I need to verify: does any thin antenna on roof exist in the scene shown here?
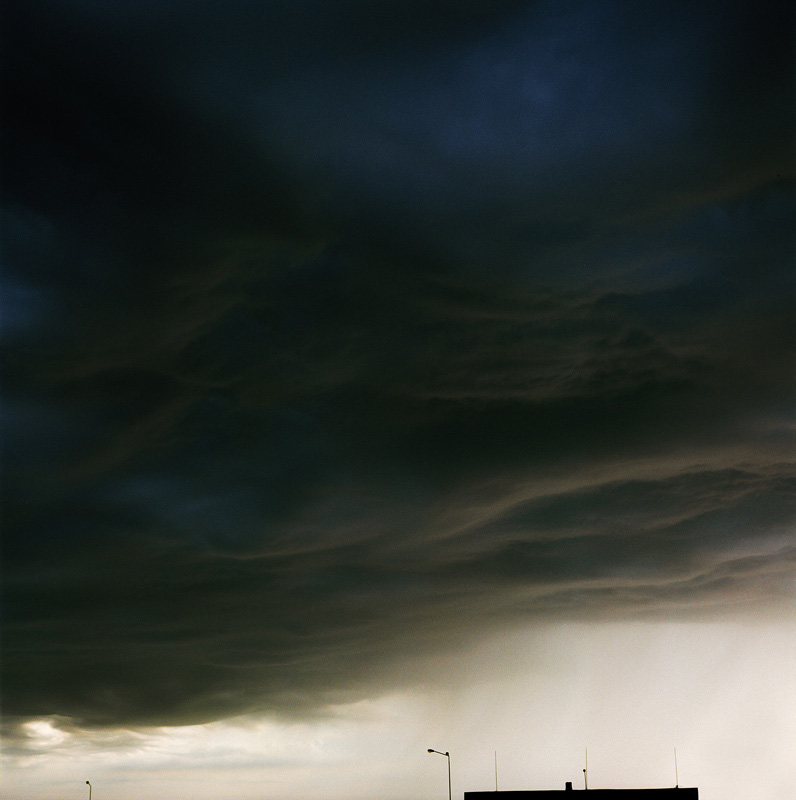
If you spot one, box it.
[674,747,679,788]
[494,751,498,792]
[583,748,588,790]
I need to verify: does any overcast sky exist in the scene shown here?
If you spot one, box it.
[2,2,794,799]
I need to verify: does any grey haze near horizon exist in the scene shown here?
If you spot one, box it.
[2,0,794,750]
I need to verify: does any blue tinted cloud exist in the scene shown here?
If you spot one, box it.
[2,0,793,736]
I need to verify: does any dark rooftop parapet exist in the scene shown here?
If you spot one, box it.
[465,789,698,799]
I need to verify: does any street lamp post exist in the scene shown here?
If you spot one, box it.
[427,748,451,800]
[86,782,92,800]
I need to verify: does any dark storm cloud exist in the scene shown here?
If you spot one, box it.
[2,0,794,739]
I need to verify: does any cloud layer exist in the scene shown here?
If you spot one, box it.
[2,0,794,742]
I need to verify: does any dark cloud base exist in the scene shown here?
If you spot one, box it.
[2,0,794,740]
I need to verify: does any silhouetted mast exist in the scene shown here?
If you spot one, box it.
[583,749,588,790]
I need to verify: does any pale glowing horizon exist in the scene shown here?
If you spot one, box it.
[4,620,795,800]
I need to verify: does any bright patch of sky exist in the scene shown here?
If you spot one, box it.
[4,621,794,800]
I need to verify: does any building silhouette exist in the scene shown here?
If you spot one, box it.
[465,788,698,799]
